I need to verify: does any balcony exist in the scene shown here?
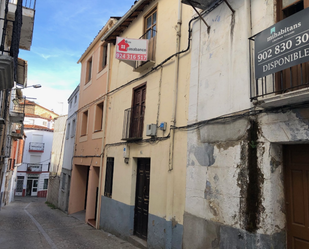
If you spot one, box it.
[10,97,25,123]
[7,0,36,51]
[29,142,44,152]
[249,37,309,108]
[0,55,14,90]
[134,30,156,73]
[27,163,42,172]
[10,123,23,139]
[122,106,144,140]
[181,0,220,10]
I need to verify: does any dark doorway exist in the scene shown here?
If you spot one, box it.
[134,158,150,240]
[26,180,32,196]
[84,166,90,210]
[284,145,309,249]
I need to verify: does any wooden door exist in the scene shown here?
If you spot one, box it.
[134,158,150,240]
[284,145,309,249]
[130,85,146,139]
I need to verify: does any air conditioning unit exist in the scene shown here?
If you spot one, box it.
[146,124,157,137]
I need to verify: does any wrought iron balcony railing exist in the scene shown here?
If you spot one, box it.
[27,163,42,172]
[249,36,309,101]
[9,0,36,10]
[29,142,44,152]
[134,29,157,71]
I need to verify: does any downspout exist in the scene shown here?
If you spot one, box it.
[96,43,111,229]
[169,0,182,172]
[165,0,182,246]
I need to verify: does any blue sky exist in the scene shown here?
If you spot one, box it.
[20,0,134,115]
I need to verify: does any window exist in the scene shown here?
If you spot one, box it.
[130,84,146,139]
[71,119,76,137]
[137,8,157,65]
[81,110,88,136]
[278,0,308,20]
[66,122,71,139]
[104,157,114,198]
[94,102,104,132]
[62,173,66,190]
[16,176,24,193]
[69,101,72,109]
[25,119,35,125]
[43,179,48,189]
[100,43,108,71]
[86,57,92,83]
[74,95,77,104]
[276,0,309,92]
[145,8,157,39]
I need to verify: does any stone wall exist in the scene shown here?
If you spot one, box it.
[47,175,60,207]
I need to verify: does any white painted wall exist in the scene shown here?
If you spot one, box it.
[62,87,79,171]
[50,115,67,175]
[19,129,54,172]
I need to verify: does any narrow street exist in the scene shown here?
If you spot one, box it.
[0,197,138,249]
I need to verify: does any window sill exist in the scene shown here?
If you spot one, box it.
[257,88,309,108]
[96,66,107,79]
[79,135,88,143]
[83,80,92,90]
[92,131,103,140]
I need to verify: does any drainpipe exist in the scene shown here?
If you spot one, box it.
[96,42,111,229]
[169,0,182,172]
[166,0,182,243]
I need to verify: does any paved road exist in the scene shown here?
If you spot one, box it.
[0,197,138,249]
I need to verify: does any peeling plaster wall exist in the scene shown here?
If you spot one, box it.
[184,0,294,248]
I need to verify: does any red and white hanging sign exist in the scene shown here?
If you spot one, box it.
[116,37,148,61]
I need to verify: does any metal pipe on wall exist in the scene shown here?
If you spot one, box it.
[165,0,183,241]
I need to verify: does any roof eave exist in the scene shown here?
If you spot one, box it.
[101,0,151,44]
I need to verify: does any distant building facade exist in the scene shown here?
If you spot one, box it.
[15,101,58,197]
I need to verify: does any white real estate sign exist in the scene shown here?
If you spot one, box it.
[116,37,148,61]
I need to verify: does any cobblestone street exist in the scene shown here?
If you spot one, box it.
[0,197,138,249]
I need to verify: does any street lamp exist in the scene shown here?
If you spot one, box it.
[15,84,41,89]
[27,84,41,88]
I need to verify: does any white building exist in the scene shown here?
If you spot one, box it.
[58,86,79,212]
[15,101,58,197]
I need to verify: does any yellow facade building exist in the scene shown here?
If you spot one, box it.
[97,0,192,248]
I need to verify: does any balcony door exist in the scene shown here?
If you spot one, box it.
[276,0,309,92]
[130,84,146,139]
